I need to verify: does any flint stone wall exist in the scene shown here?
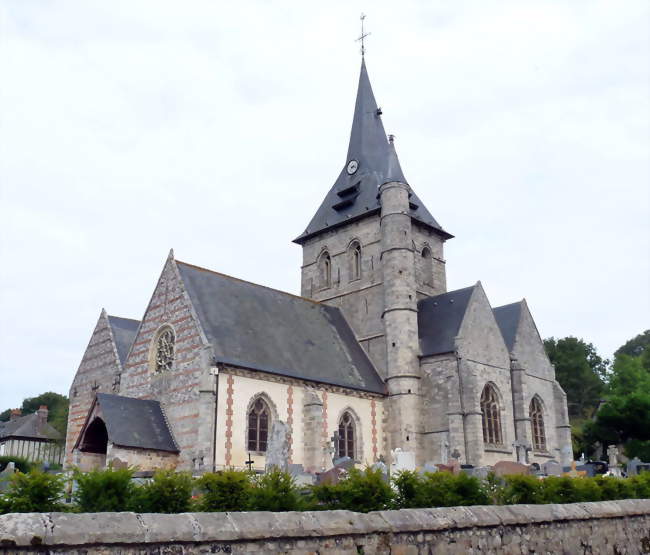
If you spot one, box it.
[1,500,649,554]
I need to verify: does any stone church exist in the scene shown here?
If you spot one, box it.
[65,58,572,473]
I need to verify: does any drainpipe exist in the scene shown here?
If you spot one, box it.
[212,363,221,472]
[454,351,471,463]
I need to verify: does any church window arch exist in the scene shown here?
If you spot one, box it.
[421,245,434,287]
[318,250,332,289]
[338,411,356,459]
[530,396,547,451]
[151,325,175,373]
[348,240,362,281]
[480,383,503,445]
[246,395,276,453]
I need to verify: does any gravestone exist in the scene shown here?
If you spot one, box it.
[607,445,622,477]
[542,460,562,476]
[627,457,650,477]
[390,448,415,474]
[493,460,530,477]
[468,466,491,480]
[421,462,438,475]
[333,456,354,471]
[316,466,346,485]
[628,457,642,476]
[265,420,289,473]
[512,440,531,464]
[563,461,587,478]
[576,464,594,477]
[371,461,388,482]
[288,463,315,486]
[0,462,15,493]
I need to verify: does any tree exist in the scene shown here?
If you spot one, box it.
[614,329,650,360]
[0,392,69,437]
[584,333,650,459]
[544,337,608,418]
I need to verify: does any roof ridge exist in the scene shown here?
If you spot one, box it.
[107,315,140,323]
[175,259,323,306]
[493,300,524,310]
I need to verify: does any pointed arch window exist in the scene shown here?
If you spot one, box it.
[154,327,175,373]
[481,384,503,445]
[338,411,355,459]
[530,397,547,451]
[248,398,270,452]
[318,251,332,289]
[349,241,362,281]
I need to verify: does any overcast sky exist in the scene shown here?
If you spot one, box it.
[1,1,648,412]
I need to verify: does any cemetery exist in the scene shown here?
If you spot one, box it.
[1,437,650,553]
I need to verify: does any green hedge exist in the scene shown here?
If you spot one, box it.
[1,467,649,515]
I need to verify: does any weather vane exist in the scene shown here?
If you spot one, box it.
[356,13,370,56]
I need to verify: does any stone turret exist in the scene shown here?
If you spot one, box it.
[380,141,421,458]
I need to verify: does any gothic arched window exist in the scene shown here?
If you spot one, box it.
[349,241,362,281]
[338,411,355,459]
[318,251,332,289]
[421,246,433,286]
[481,384,503,445]
[530,397,547,451]
[247,398,270,452]
[154,327,175,373]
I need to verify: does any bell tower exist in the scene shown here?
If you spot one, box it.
[293,54,453,456]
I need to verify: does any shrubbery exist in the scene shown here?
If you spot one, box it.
[1,466,648,515]
[1,470,65,512]
[196,469,251,511]
[393,470,490,508]
[311,467,393,512]
[130,469,193,513]
[74,466,135,512]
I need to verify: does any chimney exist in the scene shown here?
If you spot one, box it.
[9,409,21,421]
[37,405,48,429]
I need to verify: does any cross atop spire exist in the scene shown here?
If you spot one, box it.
[356,13,370,57]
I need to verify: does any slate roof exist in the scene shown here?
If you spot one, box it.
[0,413,62,441]
[493,302,523,352]
[107,315,140,366]
[294,59,452,244]
[418,285,476,357]
[89,393,178,452]
[176,261,386,394]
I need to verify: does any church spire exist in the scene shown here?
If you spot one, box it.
[294,58,451,244]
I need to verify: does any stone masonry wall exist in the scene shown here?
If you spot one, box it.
[120,255,213,471]
[1,500,648,554]
[64,310,122,467]
[300,215,388,377]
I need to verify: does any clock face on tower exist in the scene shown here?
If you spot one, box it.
[346,159,359,175]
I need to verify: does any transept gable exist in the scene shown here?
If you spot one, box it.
[119,250,211,396]
[455,282,510,367]
[506,300,555,380]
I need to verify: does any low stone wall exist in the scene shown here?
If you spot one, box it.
[1,500,649,554]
